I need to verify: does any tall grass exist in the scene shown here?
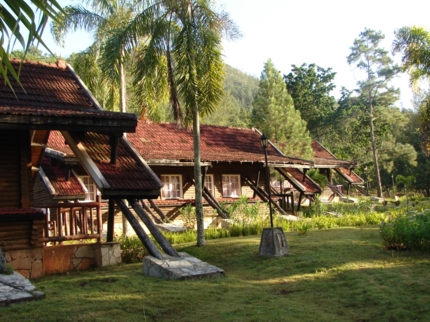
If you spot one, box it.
[117,197,389,258]
[159,211,387,245]
[380,208,430,251]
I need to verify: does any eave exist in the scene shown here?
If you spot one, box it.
[101,189,160,199]
[0,115,137,133]
[266,163,312,169]
[146,160,212,167]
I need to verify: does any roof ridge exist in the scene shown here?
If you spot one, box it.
[145,121,254,131]
[9,58,67,69]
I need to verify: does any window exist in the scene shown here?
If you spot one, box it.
[222,175,240,198]
[80,176,97,201]
[161,175,182,199]
[204,174,214,194]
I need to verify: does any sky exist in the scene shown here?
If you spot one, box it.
[39,0,430,109]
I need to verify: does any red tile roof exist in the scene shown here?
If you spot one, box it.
[283,168,321,194]
[336,167,364,184]
[46,131,163,193]
[46,130,75,157]
[0,59,136,131]
[40,155,86,198]
[312,140,357,168]
[127,122,313,166]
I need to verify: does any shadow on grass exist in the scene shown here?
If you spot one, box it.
[2,227,430,322]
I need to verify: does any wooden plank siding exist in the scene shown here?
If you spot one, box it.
[0,219,44,251]
[0,130,23,208]
[33,174,55,205]
[20,130,33,207]
[30,130,50,179]
[150,162,266,200]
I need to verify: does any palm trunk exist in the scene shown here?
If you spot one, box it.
[193,107,205,246]
[119,54,126,113]
[119,53,128,236]
[166,50,183,127]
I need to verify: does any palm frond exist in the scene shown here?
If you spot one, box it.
[1,0,63,89]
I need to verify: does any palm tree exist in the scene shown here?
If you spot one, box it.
[1,0,63,88]
[51,0,138,112]
[392,26,430,89]
[392,26,430,156]
[102,0,239,246]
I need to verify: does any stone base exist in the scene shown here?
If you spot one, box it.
[5,248,44,279]
[156,223,188,233]
[258,227,290,257]
[44,242,121,275]
[95,242,121,267]
[143,252,224,280]
[0,272,44,306]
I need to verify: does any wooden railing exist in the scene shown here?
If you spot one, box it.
[35,196,102,244]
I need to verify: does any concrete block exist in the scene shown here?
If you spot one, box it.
[143,252,224,280]
[258,227,290,257]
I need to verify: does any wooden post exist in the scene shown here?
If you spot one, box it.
[44,208,49,239]
[58,209,63,237]
[97,195,102,242]
[107,199,115,242]
[82,206,88,235]
[140,200,163,224]
[254,167,261,199]
[129,199,180,257]
[296,193,302,211]
[69,208,74,235]
[115,199,163,259]
[148,199,168,222]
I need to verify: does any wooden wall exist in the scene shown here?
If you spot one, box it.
[0,219,44,252]
[33,173,55,205]
[150,162,266,200]
[0,130,33,208]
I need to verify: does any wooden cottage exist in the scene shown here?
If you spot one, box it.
[0,59,165,278]
[312,140,365,200]
[124,122,322,223]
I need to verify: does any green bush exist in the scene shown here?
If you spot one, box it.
[220,195,265,223]
[380,209,430,251]
[116,236,149,263]
[178,203,196,229]
[116,200,390,258]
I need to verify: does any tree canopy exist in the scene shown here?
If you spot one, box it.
[347,28,400,197]
[284,63,337,141]
[393,26,430,156]
[1,0,63,88]
[251,59,313,159]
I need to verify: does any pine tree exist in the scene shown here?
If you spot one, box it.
[251,59,313,159]
[347,29,400,197]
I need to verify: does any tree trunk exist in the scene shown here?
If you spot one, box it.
[119,56,127,114]
[166,50,183,127]
[193,108,205,246]
[370,103,383,197]
[119,54,128,235]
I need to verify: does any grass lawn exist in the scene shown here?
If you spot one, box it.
[2,227,430,321]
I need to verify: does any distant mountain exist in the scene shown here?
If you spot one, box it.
[201,64,259,127]
[224,64,259,108]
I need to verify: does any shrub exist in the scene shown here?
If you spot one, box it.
[380,209,430,251]
[308,196,328,217]
[220,195,265,223]
[116,236,149,263]
[179,203,196,229]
